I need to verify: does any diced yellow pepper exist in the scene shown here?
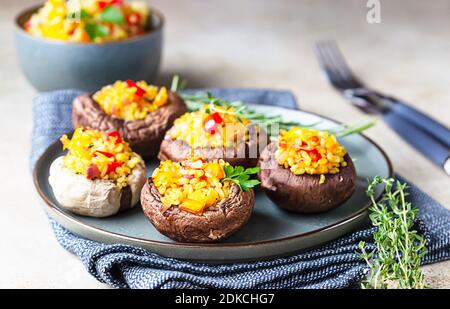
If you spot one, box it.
[153,87,168,107]
[180,199,206,215]
[204,189,219,207]
[204,162,225,179]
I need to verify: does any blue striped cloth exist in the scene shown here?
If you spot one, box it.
[31,89,450,288]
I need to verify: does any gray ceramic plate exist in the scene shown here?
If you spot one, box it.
[33,105,392,262]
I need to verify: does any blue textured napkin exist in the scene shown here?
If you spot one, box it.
[31,89,450,289]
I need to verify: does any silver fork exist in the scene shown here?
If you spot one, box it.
[314,40,450,175]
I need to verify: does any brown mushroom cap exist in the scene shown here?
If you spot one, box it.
[72,91,187,159]
[158,124,269,168]
[141,179,254,243]
[258,142,356,213]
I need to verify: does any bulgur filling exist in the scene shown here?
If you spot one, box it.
[275,127,347,179]
[93,80,168,121]
[25,0,151,43]
[60,128,141,188]
[152,157,232,215]
[169,105,251,148]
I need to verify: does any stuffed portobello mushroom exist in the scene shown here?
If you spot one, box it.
[259,127,356,213]
[72,80,187,159]
[158,104,268,167]
[141,157,259,242]
[48,128,146,217]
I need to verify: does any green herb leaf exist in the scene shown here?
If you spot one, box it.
[222,165,261,191]
[67,9,91,21]
[84,22,109,40]
[170,75,188,92]
[332,117,377,137]
[240,179,261,191]
[223,165,234,178]
[99,5,125,25]
[358,176,428,289]
[244,167,261,174]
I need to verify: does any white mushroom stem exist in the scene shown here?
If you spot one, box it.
[48,156,146,217]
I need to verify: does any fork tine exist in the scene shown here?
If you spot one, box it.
[314,40,364,90]
[323,41,363,88]
[314,42,348,89]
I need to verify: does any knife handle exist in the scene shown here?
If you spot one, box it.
[384,98,450,148]
[383,111,450,175]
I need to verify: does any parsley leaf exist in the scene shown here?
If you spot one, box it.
[84,22,109,40]
[67,9,91,21]
[99,5,125,25]
[222,165,261,191]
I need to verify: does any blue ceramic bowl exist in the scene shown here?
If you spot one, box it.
[14,5,164,92]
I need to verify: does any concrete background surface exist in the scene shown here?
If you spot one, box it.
[0,0,449,288]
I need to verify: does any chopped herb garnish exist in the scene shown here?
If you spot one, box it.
[99,5,125,25]
[84,22,109,40]
[222,165,261,191]
[67,9,91,21]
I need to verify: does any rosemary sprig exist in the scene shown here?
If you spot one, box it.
[181,92,321,136]
[170,75,187,92]
[332,117,377,137]
[222,165,260,191]
[170,75,376,137]
[359,176,428,289]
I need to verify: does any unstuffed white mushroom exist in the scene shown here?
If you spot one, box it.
[49,156,146,217]
[48,128,147,218]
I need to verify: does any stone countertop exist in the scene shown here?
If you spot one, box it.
[0,0,449,288]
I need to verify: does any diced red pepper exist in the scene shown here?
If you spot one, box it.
[204,118,217,135]
[86,164,100,179]
[108,131,122,144]
[182,174,195,180]
[126,13,141,25]
[24,19,31,29]
[296,147,322,162]
[125,80,146,97]
[98,1,108,9]
[95,150,114,158]
[203,112,223,135]
[210,112,223,124]
[106,161,123,174]
[308,149,322,162]
[98,0,123,9]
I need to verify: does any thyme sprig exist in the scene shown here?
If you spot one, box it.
[359,177,428,289]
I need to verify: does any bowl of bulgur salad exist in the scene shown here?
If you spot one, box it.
[14,0,164,91]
